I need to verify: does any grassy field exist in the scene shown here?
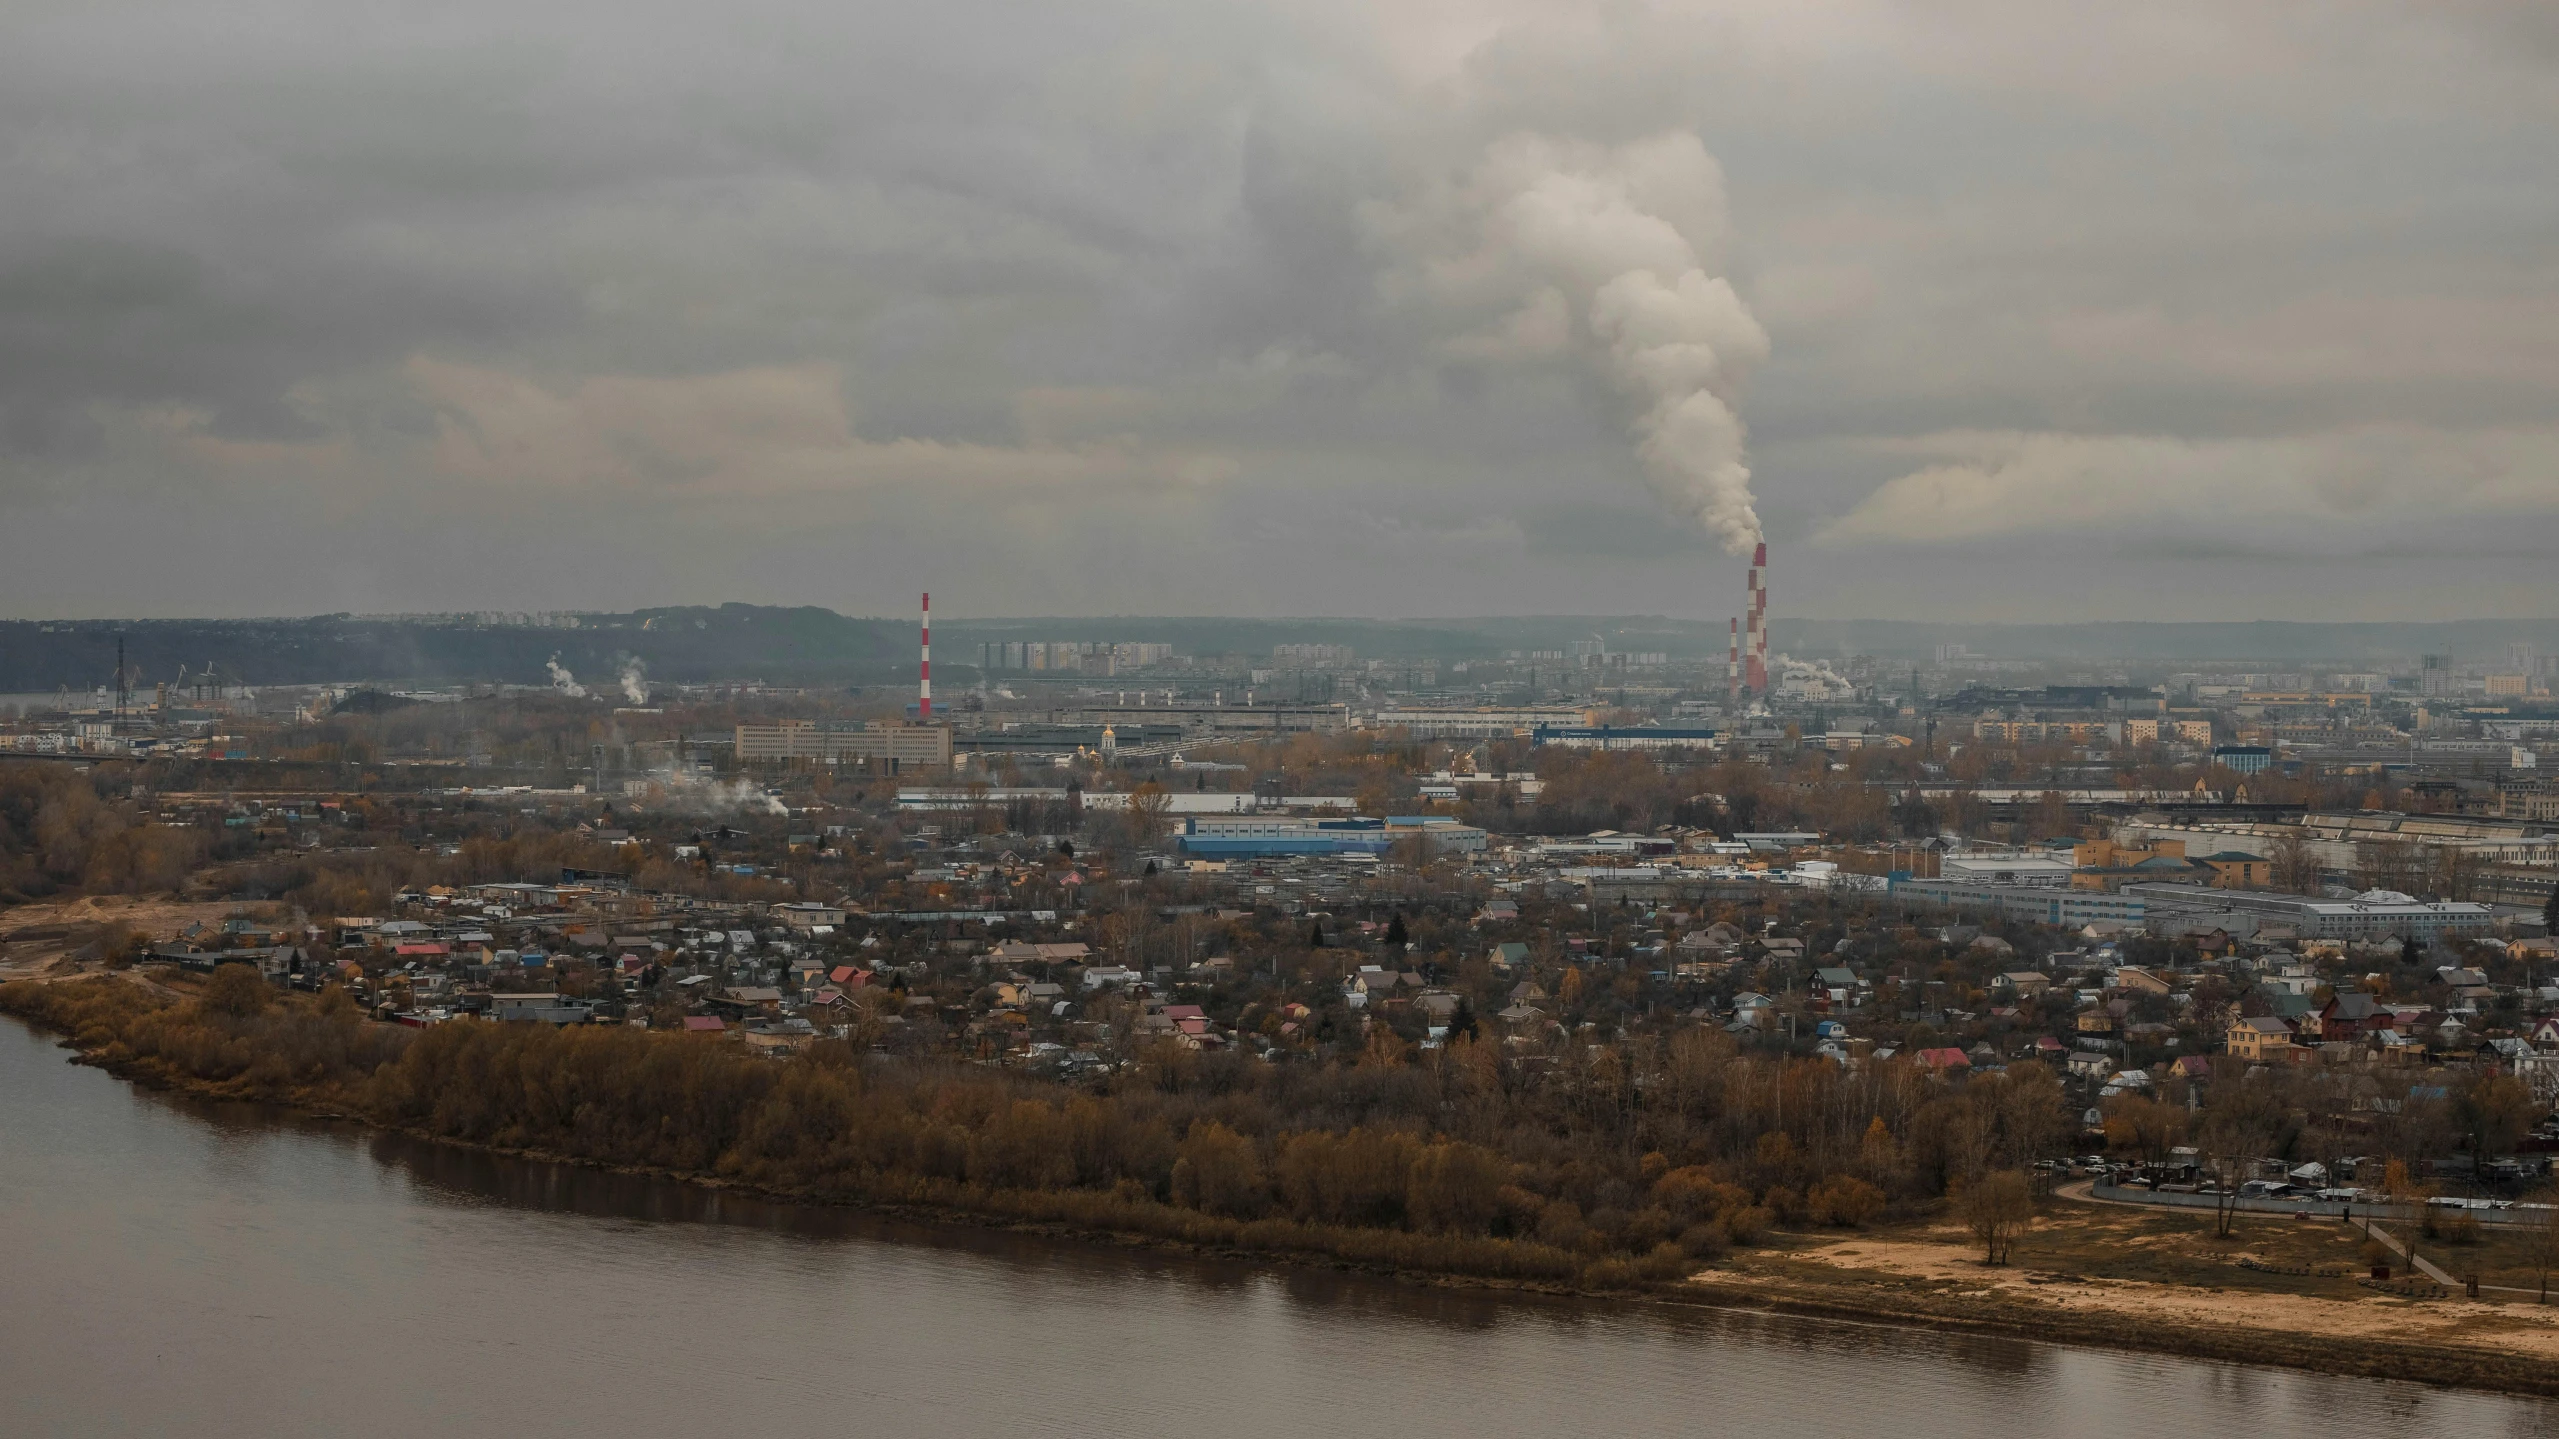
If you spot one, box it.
[1757,1192,2559,1298]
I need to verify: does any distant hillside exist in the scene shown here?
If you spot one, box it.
[10,608,2558,691]
[946,615,2559,666]
[1769,618,2559,663]
[0,605,910,692]
[944,616,1545,663]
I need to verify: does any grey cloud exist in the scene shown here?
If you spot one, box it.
[1522,503,1713,561]
[2,1,2556,621]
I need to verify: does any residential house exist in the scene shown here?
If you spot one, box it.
[2065,1051,2116,1081]
[2228,1014,2297,1062]
[2316,992,2386,1042]
[988,940,1093,966]
[1813,965,1866,1009]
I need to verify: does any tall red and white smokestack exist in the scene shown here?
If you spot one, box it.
[1727,617,1740,701]
[918,591,932,719]
[1755,542,1771,690]
[1750,542,1770,691]
[1743,541,1768,693]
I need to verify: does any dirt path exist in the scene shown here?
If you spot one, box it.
[2361,1221,2459,1287]
[0,894,248,984]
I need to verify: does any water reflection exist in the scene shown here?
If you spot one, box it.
[8,1017,2557,1439]
[345,1112,2056,1368]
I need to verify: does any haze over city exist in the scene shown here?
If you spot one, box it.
[19,7,2559,1437]
[6,2,2556,622]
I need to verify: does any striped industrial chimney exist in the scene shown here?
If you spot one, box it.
[1743,541,1769,693]
[1727,617,1740,703]
[918,592,932,719]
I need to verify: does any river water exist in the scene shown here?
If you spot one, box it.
[2,1017,2551,1439]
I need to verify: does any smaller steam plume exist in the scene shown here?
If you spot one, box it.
[649,771,787,817]
[545,656,587,698]
[619,658,649,706]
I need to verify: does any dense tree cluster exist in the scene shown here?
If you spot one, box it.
[0,765,202,902]
[5,971,2074,1287]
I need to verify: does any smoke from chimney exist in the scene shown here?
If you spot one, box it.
[1372,132,1769,553]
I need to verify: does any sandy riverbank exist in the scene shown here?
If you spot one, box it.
[0,894,242,988]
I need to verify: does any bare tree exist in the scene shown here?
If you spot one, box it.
[2269,830,2321,895]
[2429,845,2481,902]
[2527,1188,2559,1305]
[1960,1169,2036,1265]
[2353,838,2423,896]
[2199,1098,2280,1240]
[1127,782,1173,847]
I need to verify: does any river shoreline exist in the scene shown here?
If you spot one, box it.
[16,1012,2559,1402]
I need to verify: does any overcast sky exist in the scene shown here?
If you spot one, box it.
[4,1,2555,624]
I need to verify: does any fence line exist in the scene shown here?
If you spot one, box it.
[2089,1181,2545,1229]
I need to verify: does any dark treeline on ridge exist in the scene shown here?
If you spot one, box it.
[16,610,2559,694]
[0,606,908,692]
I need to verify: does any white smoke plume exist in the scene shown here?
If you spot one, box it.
[545,655,587,698]
[619,658,649,706]
[1370,132,1770,552]
[649,772,787,817]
